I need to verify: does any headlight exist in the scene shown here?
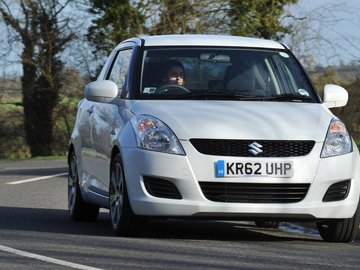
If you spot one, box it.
[130,115,185,155]
[321,118,352,158]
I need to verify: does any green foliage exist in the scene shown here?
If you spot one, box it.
[0,98,31,159]
[311,68,360,139]
[338,79,360,139]
[149,0,196,35]
[52,100,79,156]
[3,0,359,160]
[86,0,300,62]
[87,0,145,58]
[0,95,80,160]
[228,0,298,40]
[0,1,75,157]
[311,67,337,94]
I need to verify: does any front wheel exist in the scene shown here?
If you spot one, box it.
[109,153,141,236]
[317,199,360,243]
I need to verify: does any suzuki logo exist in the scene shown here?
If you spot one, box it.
[248,142,263,156]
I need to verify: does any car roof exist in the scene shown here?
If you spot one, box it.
[119,34,285,50]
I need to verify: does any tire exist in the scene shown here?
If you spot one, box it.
[255,221,280,228]
[109,153,141,236]
[68,151,99,221]
[317,199,360,243]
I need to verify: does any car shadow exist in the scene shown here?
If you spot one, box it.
[0,206,321,242]
[137,219,321,242]
[0,206,112,237]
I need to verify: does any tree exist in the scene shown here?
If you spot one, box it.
[87,0,144,59]
[85,0,231,72]
[86,0,299,77]
[149,0,195,34]
[228,0,298,40]
[0,0,75,156]
[147,0,229,35]
[283,2,360,68]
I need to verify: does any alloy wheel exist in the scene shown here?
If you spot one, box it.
[110,161,124,229]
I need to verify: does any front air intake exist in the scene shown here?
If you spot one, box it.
[199,182,310,203]
[143,176,182,200]
[323,180,351,202]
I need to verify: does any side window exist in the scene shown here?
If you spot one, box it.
[109,48,133,91]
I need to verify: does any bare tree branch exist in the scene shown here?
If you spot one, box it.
[284,2,360,67]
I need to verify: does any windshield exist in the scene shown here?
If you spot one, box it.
[140,47,319,102]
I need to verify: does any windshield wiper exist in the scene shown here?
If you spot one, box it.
[170,91,265,100]
[263,93,313,102]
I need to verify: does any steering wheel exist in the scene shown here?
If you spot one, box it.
[156,84,191,95]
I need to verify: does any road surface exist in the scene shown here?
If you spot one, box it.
[0,159,359,269]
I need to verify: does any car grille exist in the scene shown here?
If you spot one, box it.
[323,180,351,202]
[190,139,315,157]
[199,182,310,203]
[143,176,182,199]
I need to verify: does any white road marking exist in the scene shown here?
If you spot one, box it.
[0,244,104,270]
[6,173,68,185]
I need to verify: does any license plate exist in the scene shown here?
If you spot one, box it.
[216,160,293,178]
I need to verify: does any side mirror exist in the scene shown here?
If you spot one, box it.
[84,80,119,103]
[323,84,348,108]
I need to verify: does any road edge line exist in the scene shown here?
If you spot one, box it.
[0,244,104,270]
[6,173,68,185]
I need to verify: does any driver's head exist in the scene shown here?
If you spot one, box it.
[162,60,185,86]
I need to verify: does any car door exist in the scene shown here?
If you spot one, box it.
[88,46,135,197]
[74,98,95,179]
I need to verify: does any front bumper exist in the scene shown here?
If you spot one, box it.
[122,141,360,220]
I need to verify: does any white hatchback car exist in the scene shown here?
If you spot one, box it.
[68,35,360,242]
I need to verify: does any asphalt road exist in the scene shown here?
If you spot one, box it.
[0,159,359,270]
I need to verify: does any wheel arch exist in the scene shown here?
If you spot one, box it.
[111,145,121,163]
[67,143,75,166]
[109,144,122,185]
[109,144,137,210]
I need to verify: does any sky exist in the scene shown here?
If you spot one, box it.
[286,0,360,67]
[1,0,359,77]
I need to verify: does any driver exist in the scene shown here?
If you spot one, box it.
[160,60,185,86]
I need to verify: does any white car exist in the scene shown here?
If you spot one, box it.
[68,34,360,242]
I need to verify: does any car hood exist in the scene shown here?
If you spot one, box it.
[130,100,333,141]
